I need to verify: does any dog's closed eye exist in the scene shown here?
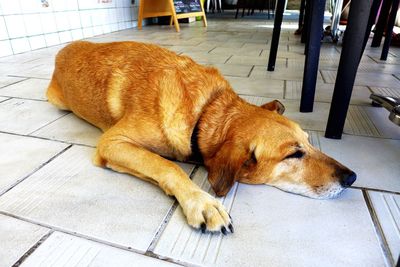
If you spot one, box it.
[284,150,305,160]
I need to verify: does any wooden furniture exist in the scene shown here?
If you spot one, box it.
[138,0,207,32]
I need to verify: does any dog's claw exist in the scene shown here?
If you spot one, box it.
[221,226,227,235]
[201,223,206,233]
[228,223,234,233]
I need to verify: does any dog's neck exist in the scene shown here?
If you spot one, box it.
[194,88,244,161]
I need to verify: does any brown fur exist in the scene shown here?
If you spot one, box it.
[47,41,355,233]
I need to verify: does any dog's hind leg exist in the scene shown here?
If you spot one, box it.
[93,128,234,234]
[46,74,70,111]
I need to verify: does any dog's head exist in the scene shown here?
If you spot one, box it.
[204,100,356,199]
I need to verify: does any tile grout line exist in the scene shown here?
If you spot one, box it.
[11,230,55,267]
[28,111,71,135]
[0,145,73,197]
[362,190,394,267]
[0,210,193,267]
[0,77,30,89]
[146,165,201,253]
[0,97,11,104]
[352,186,400,196]
[0,130,96,148]
[0,96,48,102]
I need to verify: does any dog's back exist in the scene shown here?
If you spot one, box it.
[47,41,232,159]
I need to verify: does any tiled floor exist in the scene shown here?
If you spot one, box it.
[0,13,399,267]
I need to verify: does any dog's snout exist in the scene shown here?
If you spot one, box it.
[340,171,357,187]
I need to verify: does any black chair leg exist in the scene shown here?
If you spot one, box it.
[380,0,400,60]
[267,0,286,71]
[325,0,373,139]
[360,0,381,61]
[299,0,326,112]
[371,0,391,47]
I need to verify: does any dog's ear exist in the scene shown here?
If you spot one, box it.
[261,100,285,114]
[206,142,254,197]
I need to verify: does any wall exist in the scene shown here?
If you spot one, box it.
[0,0,139,57]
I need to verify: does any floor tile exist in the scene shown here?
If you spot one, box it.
[0,133,68,194]
[21,232,178,267]
[257,99,381,137]
[0,96,8,103]
[363,106,400,139]
[368,191,400,265]
[226,76,284,98]
[318,134,400,192]
[321,70,400,88]
[0,78,49,100]
[209,47,262,56]
[250,66,323,81]
[0,214,49,267]
[6,64,54,79]
[0,98,67,135]
[32,113,102,147]
[182,51,230,64]
[0,76,26,88]
[154,167,385,267]
[0,146,195,252]
[226,55,286,67]
[211,63,253,77]
[370,87,400,98]
[285,81,372,105]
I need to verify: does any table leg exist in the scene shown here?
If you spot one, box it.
[300,0,326,112]
[267,0,286,71]
[325,0,373,139]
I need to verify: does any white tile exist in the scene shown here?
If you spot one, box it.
[23,14,43,36]
[0,76,25,88]
[71,28,83,41]
[0,40,13,57]
[52,0,69,11]
[211,63,253,77]
[10,37,31,54]
[110,23,118,32]
[368,191,400,265]
[44,32,60,46]
[58,30,72,43]
[0,98,67,134]
[21,232,179,267]
[79,10,92,28]
[7,63,54,79]
[0,214,49,267]
[226,76,284,98]
[0,16,8,40]
[0,0,22,15]
[319,134,400,192]
[109,8,118,24]
[363,106,400,139]
[20,0,43,14]
[102,24,111,34]
[0,145,195,252]
[321,70,400,88]
[4,15,26,38]
[40,13,57,34]
[0,78,49,100]
[93,25,103,36]
[28,35,46,50]
[32,113,102,146]
[55,12,70,31]
[67,11,81,29]
[285,81,372,105]
[82,27,94,38]
[0,132,68,194]
[154,168,385,266]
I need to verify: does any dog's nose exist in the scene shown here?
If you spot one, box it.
[340,171,357,187]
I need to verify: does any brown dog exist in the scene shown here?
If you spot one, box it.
[47,41,356,234]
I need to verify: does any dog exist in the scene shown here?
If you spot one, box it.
[47,41,356,235]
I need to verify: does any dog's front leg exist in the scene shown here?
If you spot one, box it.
[94,133,233,234]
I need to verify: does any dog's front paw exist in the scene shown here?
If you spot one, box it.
[180,190,233,234]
